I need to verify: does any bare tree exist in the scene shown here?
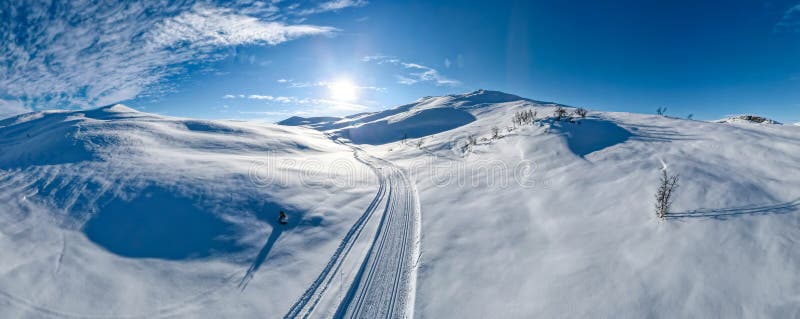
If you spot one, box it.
[655,169,679,219]
[415,138,424,149]
[574,108,588,118]
[467,135,477,146]
[512,109,537,126]
[491,126,500,139]
[554,106,567,120]
[656,107,667,116]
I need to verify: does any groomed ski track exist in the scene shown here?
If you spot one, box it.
[283,139,422,319]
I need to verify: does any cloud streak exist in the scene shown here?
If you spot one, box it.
[226,93,370,117]
[362,55,461,86]
[298,0,369,15]
[0,1,338,116]
[776,4,800,32]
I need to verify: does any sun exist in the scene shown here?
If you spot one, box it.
[328,79,359,101]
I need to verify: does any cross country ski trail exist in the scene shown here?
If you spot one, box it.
[284,140,421,319]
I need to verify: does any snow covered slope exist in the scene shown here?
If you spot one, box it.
[287,90,800,318]
[0,104,381,317]
[4,90,800,318]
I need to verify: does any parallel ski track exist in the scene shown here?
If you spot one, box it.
[284,138,421,319]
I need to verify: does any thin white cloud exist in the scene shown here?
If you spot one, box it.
[0,2,338,112]
[277,79,386,91]
[0,99,31,119]
[150,6,336,47]
[248,95,275,100]
[223,94,369,113]
[298,0,369,15]
[363,55,461,86]
[776,4,800,32]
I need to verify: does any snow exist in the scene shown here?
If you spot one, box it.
[290,89,800,318]
[714,114,782,125]
[3,90,800,318]
[0,105,379,317]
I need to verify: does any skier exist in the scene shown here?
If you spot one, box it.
[278,211,288,225]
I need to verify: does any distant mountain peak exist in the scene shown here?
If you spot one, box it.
[98,104,138,113]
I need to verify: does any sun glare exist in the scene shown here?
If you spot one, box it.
[328,79,359,101]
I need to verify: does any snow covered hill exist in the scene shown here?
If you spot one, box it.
[0,104,380,317]
[285,89,800,318]
[2,91,800,318]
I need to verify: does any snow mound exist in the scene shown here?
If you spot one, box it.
[715,114,781,125]
[0,105,377,317]
[280,90,557,145]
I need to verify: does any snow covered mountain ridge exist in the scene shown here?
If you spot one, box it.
[2,91,800,318]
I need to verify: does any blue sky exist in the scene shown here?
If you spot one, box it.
[2,1,800,123]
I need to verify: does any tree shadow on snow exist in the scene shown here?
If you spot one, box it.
[667,197,800,220]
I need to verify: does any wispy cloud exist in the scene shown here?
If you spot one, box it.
[363,55,461,86]
[775,4,800,32]
[0,99,30,119]
[298,0,369,15]
[247,95,276,100]
[276,79,385,91]
[0,1,339,116]
[223,94,368,112]
[151,6,336,47]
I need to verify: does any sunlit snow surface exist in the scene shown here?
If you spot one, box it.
[3,90,800,318]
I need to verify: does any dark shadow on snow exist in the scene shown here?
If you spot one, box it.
[553,119,632,157]
[344,108,476,145]
[667,197,800,220]
[239,204,324,290]
[83,186,246,260]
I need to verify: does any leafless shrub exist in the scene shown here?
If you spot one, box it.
[554,106,567,121]
[513,110,537,126]
[491,126,500,139]
[655,169,679,219]
[574,108,588,118]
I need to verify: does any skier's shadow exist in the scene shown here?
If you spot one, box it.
[667,197,800,220]
[238,206,293,290]
[238,205,323,290]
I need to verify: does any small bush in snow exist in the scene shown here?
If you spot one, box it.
[574,108,588,118]
[655,169,679,219]
[656,107,667,116]
[554,106,567,121]
[491,126,500,139]
[415,139,424,149]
